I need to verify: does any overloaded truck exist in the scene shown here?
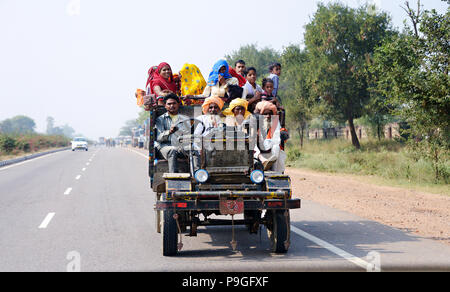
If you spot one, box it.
[146,96,301,256]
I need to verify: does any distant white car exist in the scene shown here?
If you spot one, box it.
[72,137,88,151]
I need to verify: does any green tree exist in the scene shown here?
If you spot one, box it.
[62,124,75,138]
[46,116,55,135]
[225,44,281,79]
[371,3,449,182]
[0,115,36,134]
[304,3,392,149]
[119,119,139,136]
[0,119,13,134]
[136,109,149,126]
[280,45,313,147]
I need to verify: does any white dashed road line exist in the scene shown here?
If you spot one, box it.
[64,188,73,195]
[75,175,81,180]
[39,213,55,229]
[126,148,148,159]
[290,225,370,270]
[82,168,86,171]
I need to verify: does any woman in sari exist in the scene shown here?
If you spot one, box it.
[199,60,238,101]
[146,62,179,105]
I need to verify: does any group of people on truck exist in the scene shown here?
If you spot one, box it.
[141,59,288,174]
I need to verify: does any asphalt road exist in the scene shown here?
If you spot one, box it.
[0,146,449,272]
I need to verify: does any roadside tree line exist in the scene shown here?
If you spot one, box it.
[226,1,448,182]
[0,115,78,155]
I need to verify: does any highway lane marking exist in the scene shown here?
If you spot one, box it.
[39,213,55,229]
[290,225,370,270]
[82,168,86,171]
[126,147,371,270]
[86,162,90,166]
[64,188,73,195]
[0,151,66,171]
[126,148,148,159]
[75,175,81,180]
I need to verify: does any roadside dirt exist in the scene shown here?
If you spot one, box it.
[286,168,450,246]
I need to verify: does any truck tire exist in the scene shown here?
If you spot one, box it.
[268,210,289,253]
[162,209,178,256]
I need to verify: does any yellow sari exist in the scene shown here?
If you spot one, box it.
[179,64,207,96]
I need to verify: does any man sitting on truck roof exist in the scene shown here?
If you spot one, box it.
[155,94,190,173]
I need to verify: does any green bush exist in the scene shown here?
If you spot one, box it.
[0,134,69,157]
[0,135,16,153]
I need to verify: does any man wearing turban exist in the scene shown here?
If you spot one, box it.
[191,96,226,171]
[253,101,286,172]
[222,98,252,128]
[194,96,225,137]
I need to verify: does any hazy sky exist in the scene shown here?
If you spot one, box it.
[0,0,447,140]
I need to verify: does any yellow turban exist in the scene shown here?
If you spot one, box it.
[201,96,225,114]
[222,98,251,119]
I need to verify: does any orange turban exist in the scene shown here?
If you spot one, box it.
[255,100,278,115]
[201,96,225,114]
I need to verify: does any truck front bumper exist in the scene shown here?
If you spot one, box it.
[155,198,301,211]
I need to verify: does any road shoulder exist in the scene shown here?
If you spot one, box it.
[286,167,450,246]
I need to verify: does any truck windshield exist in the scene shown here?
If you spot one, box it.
[74,138,86,142]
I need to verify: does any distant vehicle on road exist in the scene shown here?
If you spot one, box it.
[72,137,88,151]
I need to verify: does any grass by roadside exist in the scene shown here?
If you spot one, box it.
[0,147,68,161]
[286,137,450,196]
[0,134,70,161]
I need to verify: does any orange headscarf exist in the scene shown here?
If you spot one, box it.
[255,101,279,139]
[254,100,278,115]
[201,96,225,114]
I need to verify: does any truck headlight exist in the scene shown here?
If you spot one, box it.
[250,170,264,184]
[194,169,209,183]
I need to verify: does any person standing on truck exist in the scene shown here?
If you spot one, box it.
[267,62,282,99]
[234,60,246,77]
[242,67,263,112]
[228,60,247,87]
[155,94,190,173]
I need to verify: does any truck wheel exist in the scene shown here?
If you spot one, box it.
[268,210,290,253]
[162,209,178,256]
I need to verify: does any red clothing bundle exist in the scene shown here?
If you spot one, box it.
[228,67,247,87]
